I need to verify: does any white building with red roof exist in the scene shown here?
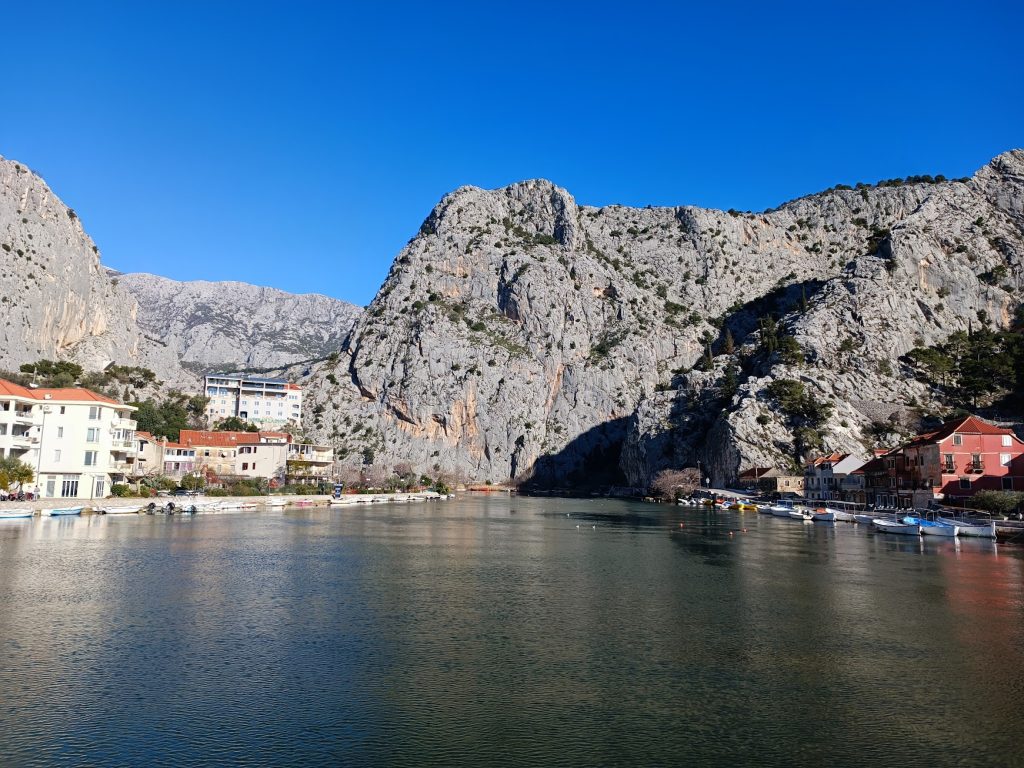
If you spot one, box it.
[0,378,137,499]
[203,374,302,430]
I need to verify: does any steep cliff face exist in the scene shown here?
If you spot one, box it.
[115,273,362,374]
[303,154,1022,485]
[0,156,181,378]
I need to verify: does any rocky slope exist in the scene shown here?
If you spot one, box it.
[0,156,182,379]
[115,272,362,374]
[301,151,1023,487]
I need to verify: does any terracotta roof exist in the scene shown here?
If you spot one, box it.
[162,441,194,450]
[178,429,262,448]
[0,378,125,405]
[286,383,301,390]
[806,452,847,468]
[137,431,154,440]
[905,415,1014,447]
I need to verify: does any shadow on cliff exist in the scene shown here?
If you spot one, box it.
[519,417,630,492]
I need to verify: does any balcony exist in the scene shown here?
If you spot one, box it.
[113,417,137,430]
[111,439,138,451]
[110,461,134,474]
[968,461,984,474]
[10,433,38,447]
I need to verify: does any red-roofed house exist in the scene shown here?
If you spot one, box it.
[892,415,1024,507]
[0,378,137,499]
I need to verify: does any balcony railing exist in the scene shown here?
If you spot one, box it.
[113,418,137,430]
[968,461,984,473]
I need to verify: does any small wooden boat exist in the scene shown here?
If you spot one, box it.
[44,506,83,516]
[936,516,996,539]
[0,509,34,519]
[903,516,958,537]
[811,509,836,522]
[872,518,921,536]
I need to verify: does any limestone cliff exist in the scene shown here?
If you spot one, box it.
[300,152,1022,485]
[0,156,181,379]
[115,272,362,374]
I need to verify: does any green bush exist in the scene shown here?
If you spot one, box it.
[110,484,132,497]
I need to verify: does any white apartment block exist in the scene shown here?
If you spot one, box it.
[204,374,302,430]
[0,379,137,499]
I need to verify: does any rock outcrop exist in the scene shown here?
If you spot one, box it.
[302,152,1023,487]
[0,156,181,379]
[115,273,362,374]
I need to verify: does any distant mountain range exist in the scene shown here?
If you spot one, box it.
[0,154,361,386]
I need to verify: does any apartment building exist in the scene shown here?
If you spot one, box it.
[203,374,302,429]
[804,453,866,502]
[0,378,137,499]
[178,429,334,485]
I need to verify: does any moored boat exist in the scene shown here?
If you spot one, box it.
[903,516,958,537]
[788,509,814,522]
[0,509,34,519]
[936,516,996,539]
[811,510,836,523]
[44,506,83,516]
[769,504,794,518]
[854,513,875,525]
[872,518,921,536]
[101,506,142,515]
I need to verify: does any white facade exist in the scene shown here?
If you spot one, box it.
[204,374,302,430]
[0,380,137,499]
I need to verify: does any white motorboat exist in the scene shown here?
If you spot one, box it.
[101,505,142,515]
[853,513,875,525]
[788,509,814,522]
[872,518,921,536]
[936,516,997,539]
[769,504,795,518]
[0,509,34,519]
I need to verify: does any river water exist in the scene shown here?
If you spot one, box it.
[0,497,1021,767]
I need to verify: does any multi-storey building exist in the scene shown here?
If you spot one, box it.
[203,374,302,429]
[135,432,199,481]
[804,453,866,502]
[897,415,1024,506]
[0,378,137,499]
[178,429,334,486]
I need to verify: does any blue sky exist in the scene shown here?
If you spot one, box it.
[3,1,1021,306]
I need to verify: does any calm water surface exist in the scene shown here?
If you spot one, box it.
[0,497,1022,767]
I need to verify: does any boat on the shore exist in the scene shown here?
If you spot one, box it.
[98,505,142,514]
[44,506,83,516]
[265,497,288,507]
[0,509,34,519]
[872,518,921,536]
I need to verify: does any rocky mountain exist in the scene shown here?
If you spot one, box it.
[114,272,362,374]
[0,156,182,379]
[300,151,1023,487]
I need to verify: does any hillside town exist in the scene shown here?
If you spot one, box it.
[0,374,336,500]
[744,415,1024,511]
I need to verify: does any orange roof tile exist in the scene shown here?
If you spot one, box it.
[905,415,1015,447]
[0,378,125,405]
[178,429,262,448]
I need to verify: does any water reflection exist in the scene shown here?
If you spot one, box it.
[0,499,1022,767]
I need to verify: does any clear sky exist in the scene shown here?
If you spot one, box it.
[2,1,1021,306]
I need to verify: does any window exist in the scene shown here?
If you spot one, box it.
[1003,435,1013,447]
[88,406,99,420]
[61,476,79,497]
[953,433,962,446]
[94,480,105,498]
[1003,477,1014,490]
[45,478,55,497]
[57,426,64,438]
[59,406,66,414]
[1001,453,1011,467]
[943,454,954,472]
[84,451,97,466]
[87,428,99,443]
[959,477,971,489]
[242,462,249,471]
[53,449,61,462]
